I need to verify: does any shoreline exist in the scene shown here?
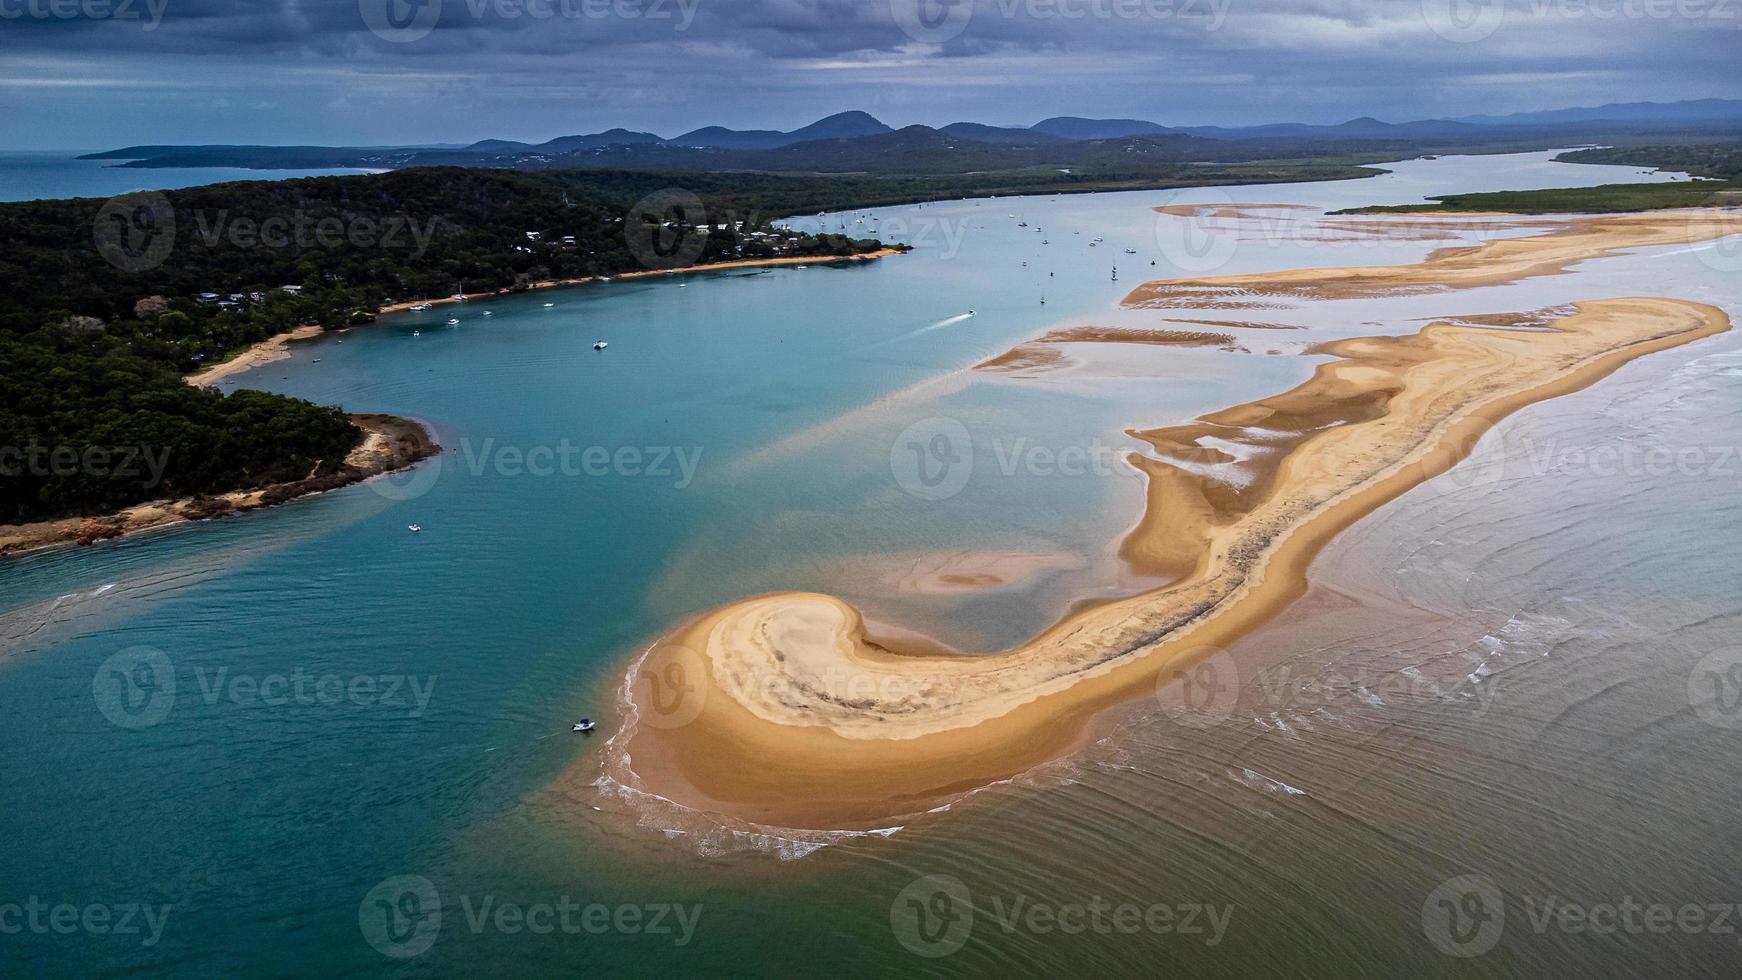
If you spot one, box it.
[185,324,324,387]
[0,414,438,559]
[185,250,903,388]
[376,249,905,316]
[611,210,1740,831]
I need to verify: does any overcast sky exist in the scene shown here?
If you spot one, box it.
[1,0,1737,149]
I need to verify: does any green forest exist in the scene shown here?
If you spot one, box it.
[0,166,893,525]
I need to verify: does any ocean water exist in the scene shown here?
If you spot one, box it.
[2,150,1739,976]
[0,151,378,202]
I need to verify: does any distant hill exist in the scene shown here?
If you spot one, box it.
[1455,99,1742,127]
[940,122,1066,144]
[1030,117,1171,140]
[83,99,1742,174]
[674,111,894,149]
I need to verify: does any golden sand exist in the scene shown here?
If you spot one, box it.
[185,324,323,387]
[1127,211,1742,308]
[613,213,1740,830]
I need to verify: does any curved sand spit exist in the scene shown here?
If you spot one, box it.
[615,211,1739,830]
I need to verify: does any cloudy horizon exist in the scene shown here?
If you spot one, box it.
[1,0,1738,149]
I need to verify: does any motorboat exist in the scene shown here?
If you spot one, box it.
[573,719,596,733]
[407,524,423,533]
[594,342,609,351]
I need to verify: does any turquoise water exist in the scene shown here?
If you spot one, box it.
[3,150,1738,976]
[0,151,377,202]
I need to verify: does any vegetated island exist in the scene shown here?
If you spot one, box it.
[610,209,1742,831]
[1335,142,1742,214]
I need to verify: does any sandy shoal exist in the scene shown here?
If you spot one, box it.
[185,324,323,387]
[613,213,1739,830]
[1126,210,1742,307]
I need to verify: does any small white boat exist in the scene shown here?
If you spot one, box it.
[407,524,423,533]
[967,310,977,316]
[409,303,431,311]
[447,318,460,325]
[594,342,609,351]
[573,719,596,733]
[483,310,493,316]
[413,331,421,337]
[544,303,555,308]
[1124,248,1137,254]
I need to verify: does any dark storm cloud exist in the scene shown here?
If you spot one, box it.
[1,0,1737,147]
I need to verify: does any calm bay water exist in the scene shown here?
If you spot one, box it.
[3,151,1740,976]
[0,151,377,202]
